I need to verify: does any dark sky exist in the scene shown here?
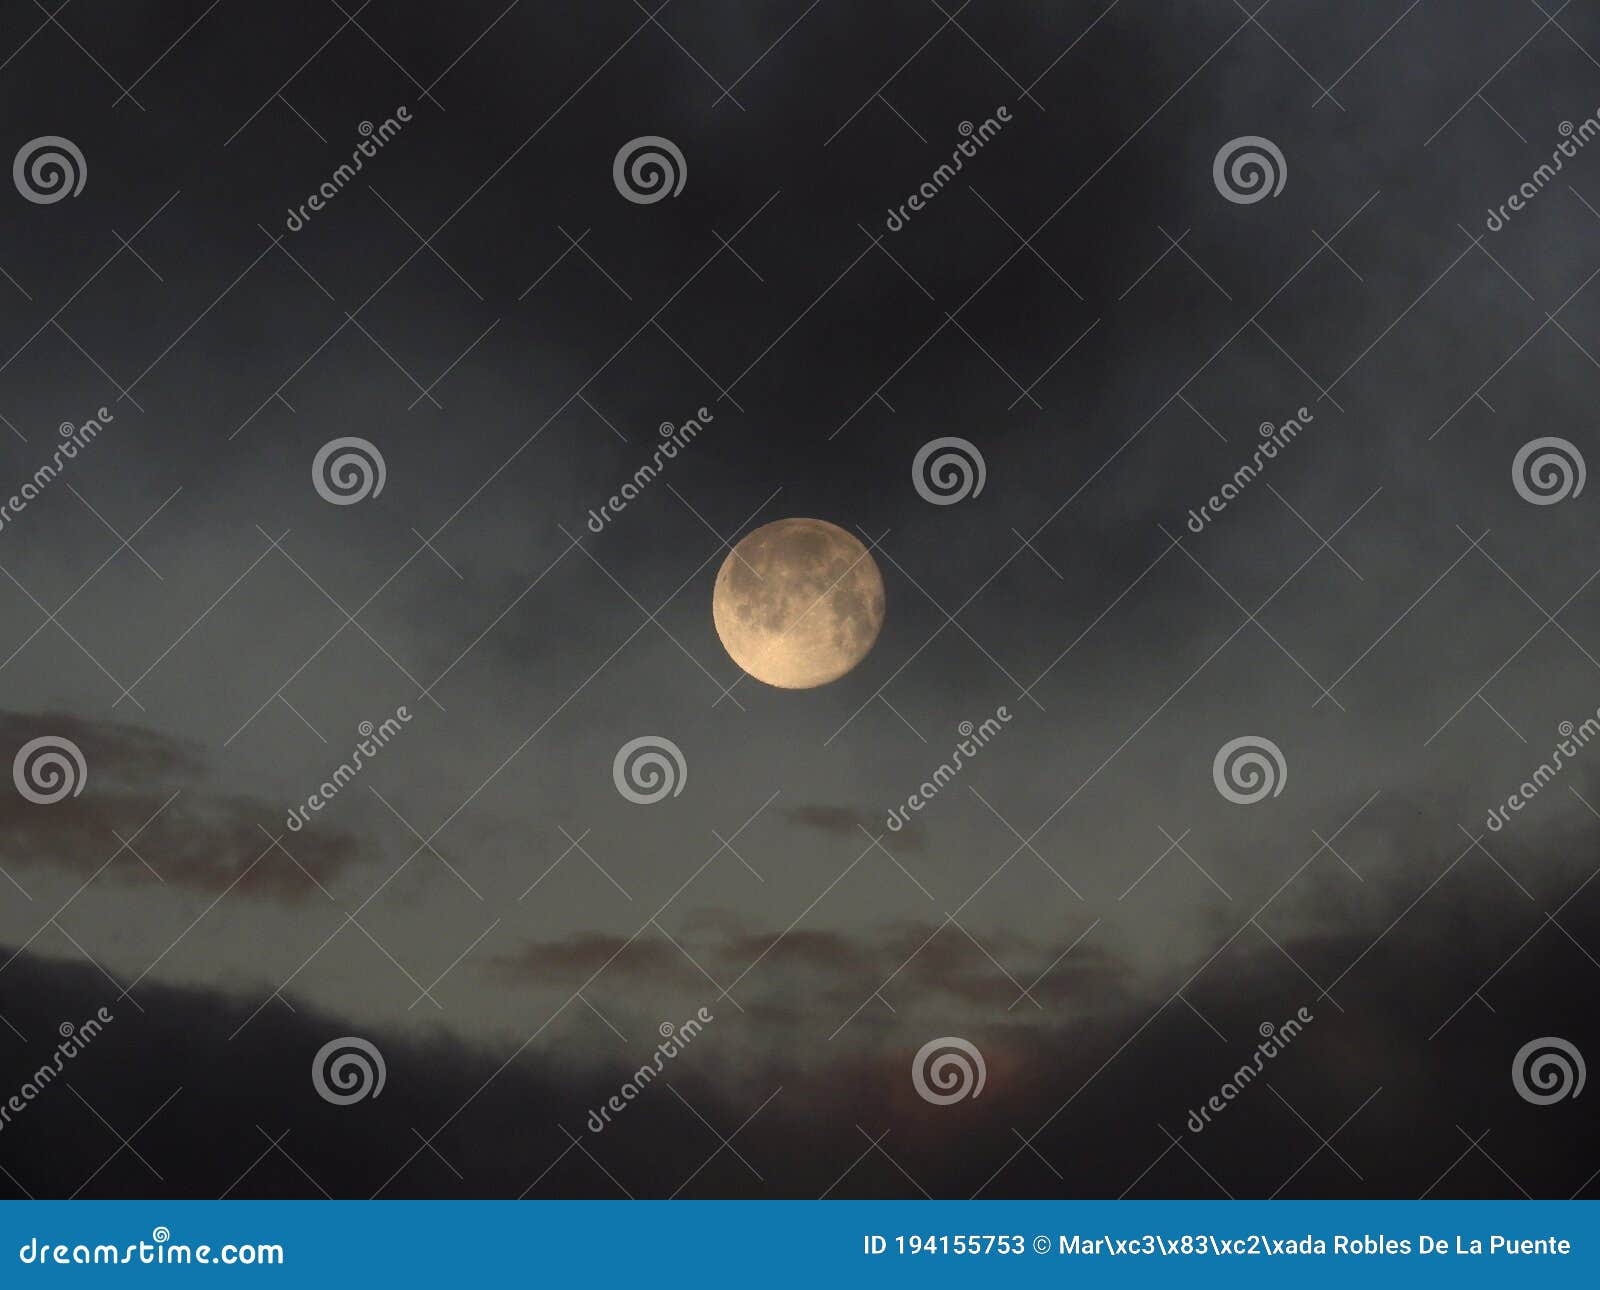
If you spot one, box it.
[1,0,1598,1198]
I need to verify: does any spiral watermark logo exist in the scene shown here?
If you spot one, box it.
[612,736,686,804]
[1212,135,1286,204]
[913,436,986,505]
[613,136,686,204]
[311,1036,386,1105]
[911,1036,986,1105]
[152,1227,171,1245]
[1512,1036,1585,1105]
[312,436,386,505]
[13,136,86,204]
[1512,436,1585,505]
[13,735,87,805]
[1212,735,1286,804]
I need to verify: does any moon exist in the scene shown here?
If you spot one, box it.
[713,518,886,689]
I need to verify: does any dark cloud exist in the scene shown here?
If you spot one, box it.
[0,710,361,902]
[484,931,698,990]
[485,915,1132,1019]
[1,853,1594,1199]
[779,803,928,851]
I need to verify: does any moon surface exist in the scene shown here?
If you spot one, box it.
[713,518,886,689]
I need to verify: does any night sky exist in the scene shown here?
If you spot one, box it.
[1,0,1598,1199]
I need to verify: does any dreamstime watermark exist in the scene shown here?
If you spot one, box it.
[613,135,686,204]
[0,1006,113,1133]
[1512,436,1585,505]
[1485,113,1600,232]
[585,407,714,533]
[1186,1007,1313,1132]
[885,706,1011,832]
[1213,136,1286,204]
[12,735,88,804]
[1512,1036,1585,1105]
[884,108,1011,232]
[13,135,86,204]
[286,706,412,832]
[311,1036,386,1105]
[912,436,986,505]
[312,436,386,505]
[911,1036,985,1105]
[1212,735,1286,804]
[18,1229,283,1267]
[285,107,410,231]
[1184,406,1313,533]
[587,1008,713,1132]
[612,735,686,804]
[0,408,115,539]
[1484,713,1600,833]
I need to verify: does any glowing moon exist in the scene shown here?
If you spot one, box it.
[713,518,885,689]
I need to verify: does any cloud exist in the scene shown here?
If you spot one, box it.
[0,856,1593,1199]
[0,711,362,903]
[484,932,703,990]
[485,916,1129,1020]
[780,803,928,851]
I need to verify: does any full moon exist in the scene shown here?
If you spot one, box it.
[713,518,886,689]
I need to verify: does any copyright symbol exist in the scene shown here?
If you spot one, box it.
[1033,1235,1051,1254]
